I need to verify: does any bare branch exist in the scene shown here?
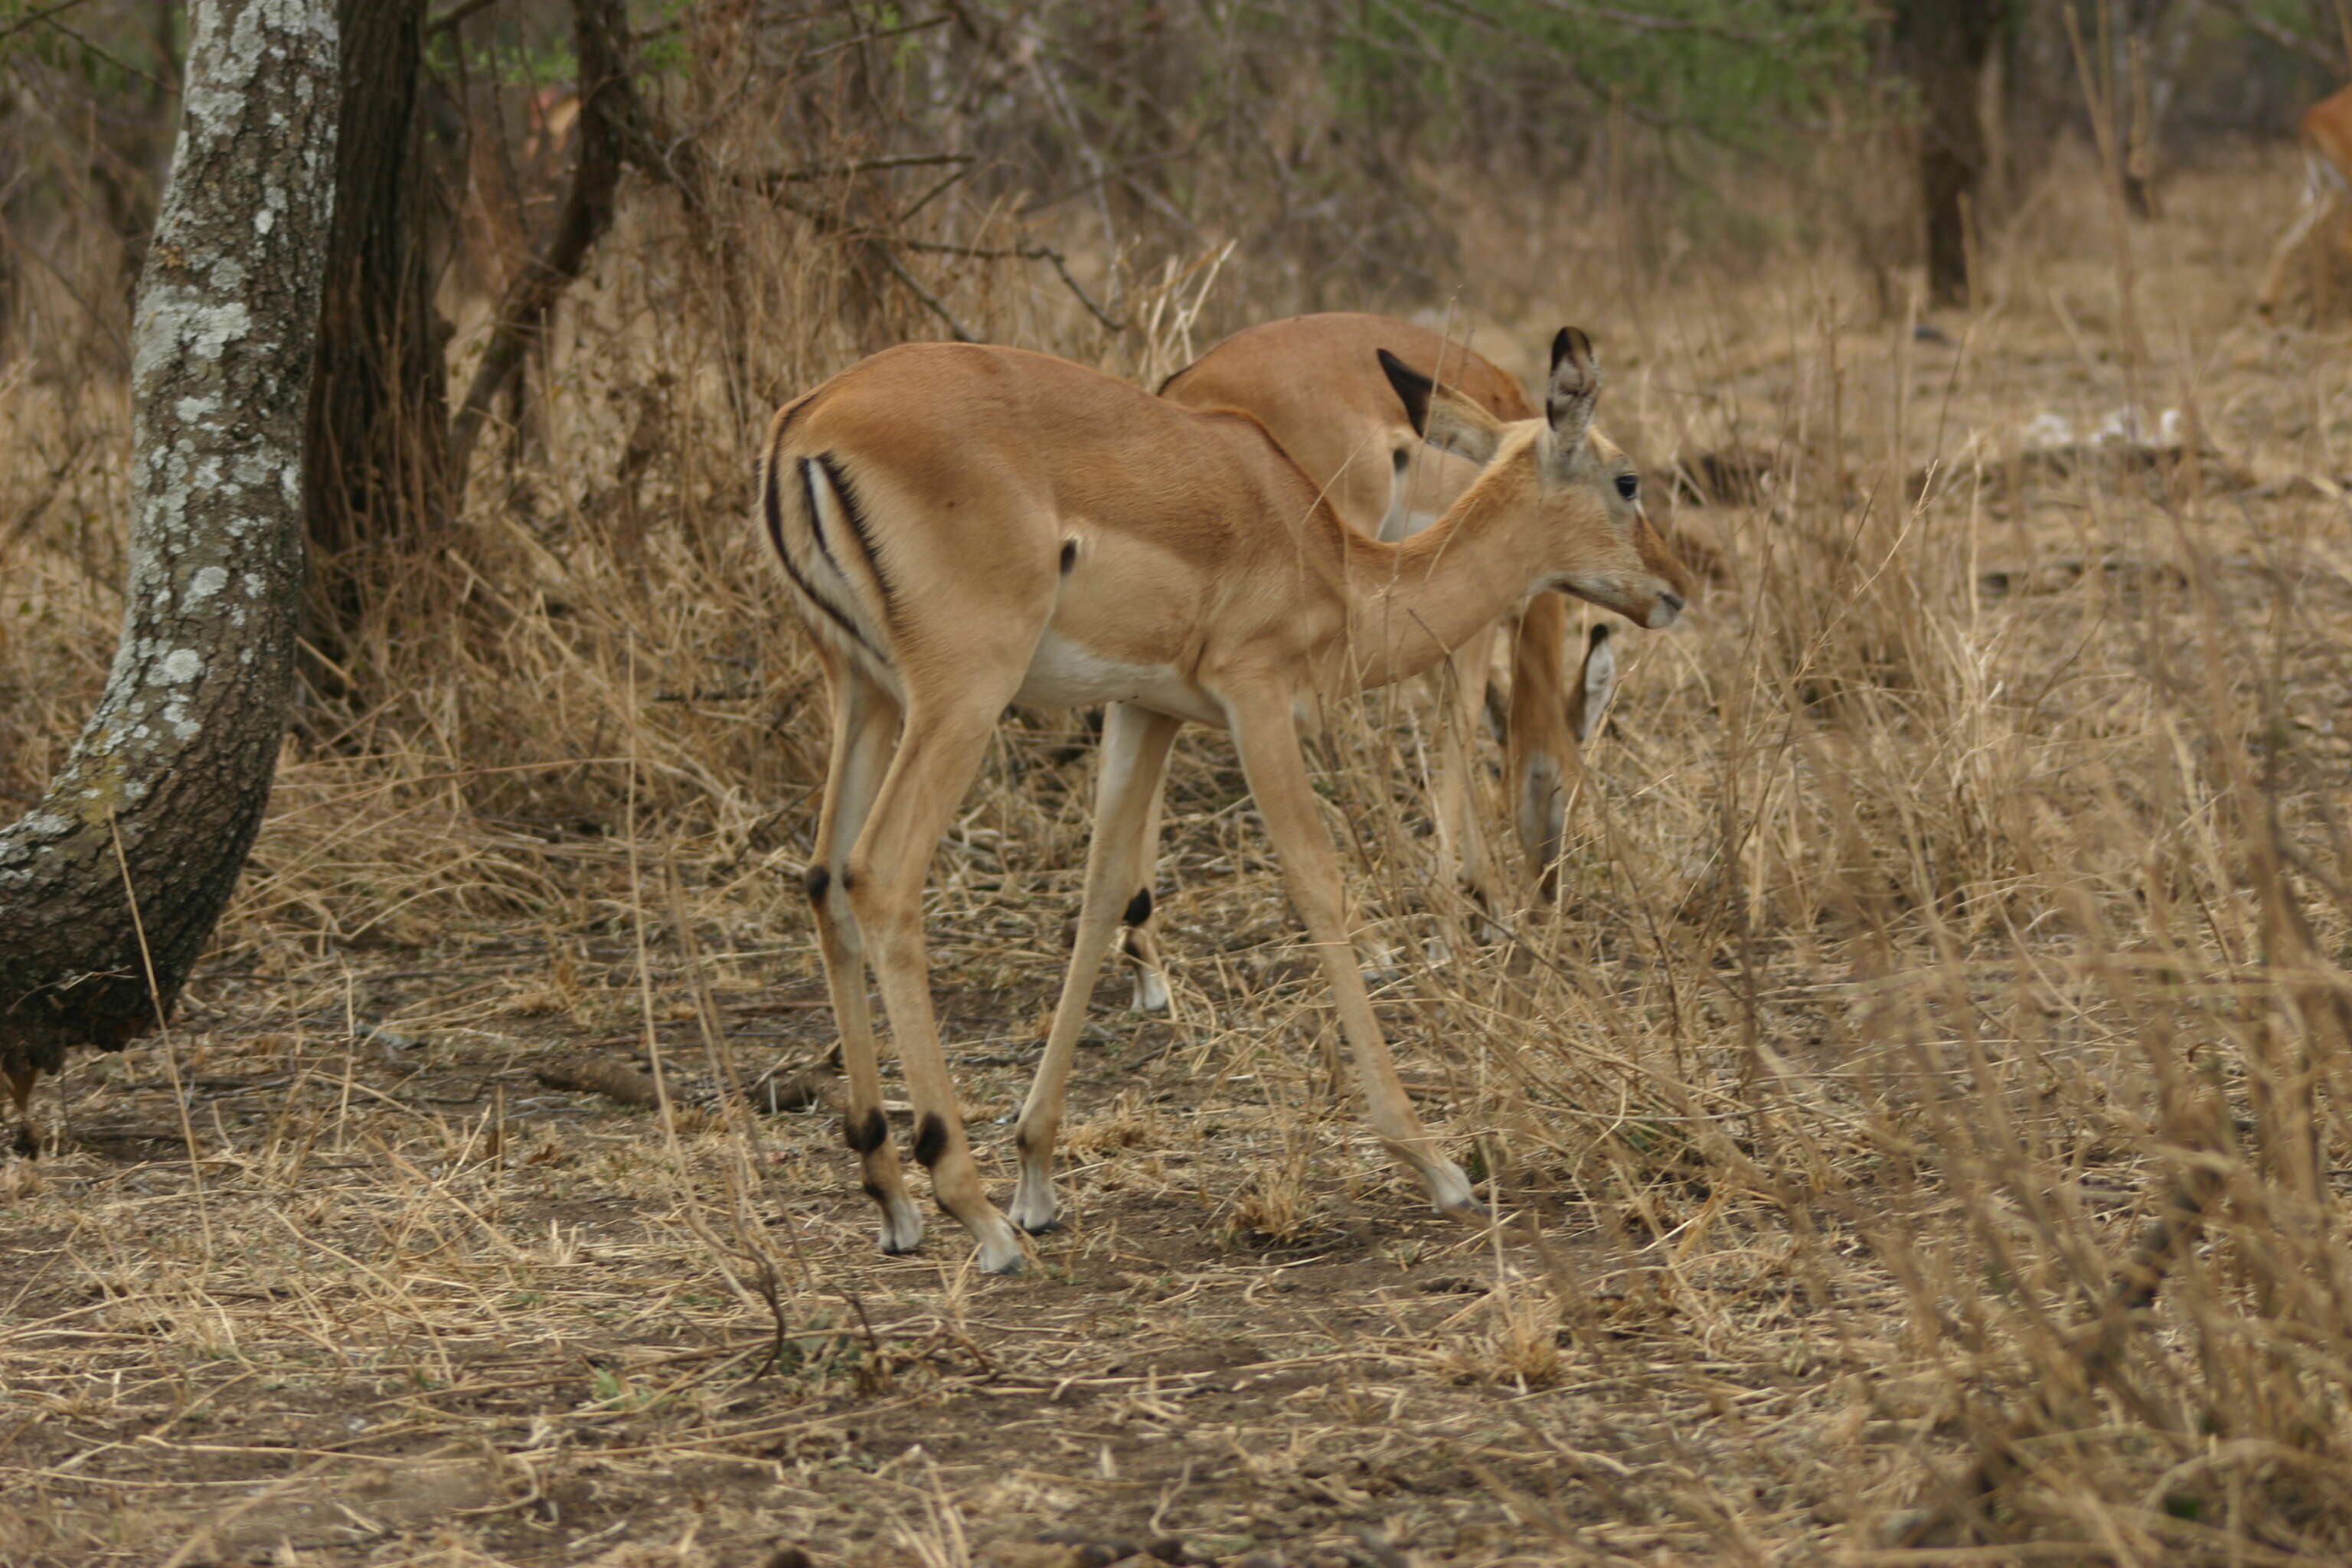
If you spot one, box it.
[899,238,1128,331]
[2203,0,2345,70]
[426,0,501,38]
[447,0,627,477]
[875,247,977,342]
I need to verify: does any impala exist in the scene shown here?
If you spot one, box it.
[2259,83,2352,317]
[1119,314,1682,1011]
[761,328,1680,1272]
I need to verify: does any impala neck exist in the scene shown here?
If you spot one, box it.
[1338,479,1547,692]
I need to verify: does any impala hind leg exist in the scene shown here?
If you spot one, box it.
[1121,762,1176,1014]
[1430,621,1505,924]
[1123,918,1171,1013]
[5,1064,38,1158]
[806,652,925,1255]
[1227,691,1483,1221]
[848,695,1030,1275]
[1011,702,1182,1234]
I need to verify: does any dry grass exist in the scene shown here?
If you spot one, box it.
[5,92,2352,1568]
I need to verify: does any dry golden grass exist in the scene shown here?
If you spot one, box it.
[5,112,2352,1568]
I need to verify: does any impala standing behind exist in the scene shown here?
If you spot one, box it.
[1124,314,1687,1011]
[761,329,1680,1272]
[2259,83,2352,318]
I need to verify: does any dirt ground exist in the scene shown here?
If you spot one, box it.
[0,950,1885,1568]
[7,142,2352,1567]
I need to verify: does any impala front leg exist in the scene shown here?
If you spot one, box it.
[1011,701,1182,1233]
[1225,690,1484,1220]
[1505,593,1579,901]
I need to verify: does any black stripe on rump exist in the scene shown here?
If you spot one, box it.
[766,453,879,658]
[759,454,881,660]
[815,453,893,616]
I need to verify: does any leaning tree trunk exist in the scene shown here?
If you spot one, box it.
[0,0,338,1132]
[302,0,448,675]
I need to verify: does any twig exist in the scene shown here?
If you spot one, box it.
[771,153,973,185]
[2203,0,2344,70]
[876,247,978,342]
[18,8,172,92]
[447,0,629,477]
[109,812,211,1261]
[1894,1155,2228,1547]
[426,0,504,38]
[0,0,87,45]
[897,238,1127,330]
[535,1056,662,1107]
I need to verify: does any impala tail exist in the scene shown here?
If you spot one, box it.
[760,401,898,680]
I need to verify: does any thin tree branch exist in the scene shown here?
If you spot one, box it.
[0,0,89,45]
[426,0,501,38]
[896,238,1126,331]
[446,0,626,479]
[2204,0,2345,70]
[874,246,976,341]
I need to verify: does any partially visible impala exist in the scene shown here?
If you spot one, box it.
[1125,313,1681,1009]
[2259,83,2352,317]
[759,328,1680,1272]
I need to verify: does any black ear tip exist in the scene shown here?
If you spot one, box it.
[1550,326,1596,369]
[1377,348,1434,433]
[1589,622,1612,648]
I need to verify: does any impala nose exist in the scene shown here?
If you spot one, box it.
[1646,589,1685,630]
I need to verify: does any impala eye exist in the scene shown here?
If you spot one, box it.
[1615,472,1639,501]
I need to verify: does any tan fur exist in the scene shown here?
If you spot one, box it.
[761,335,1681,1272]
[1161,315,1687,905]
[2259,86,2352,320]
[5,1065,35,1157]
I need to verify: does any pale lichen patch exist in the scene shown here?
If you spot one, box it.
[159,648,205,685]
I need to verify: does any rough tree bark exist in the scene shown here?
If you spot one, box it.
[303,0,448,661]
[0,0,339,1147]
[1896,0,2004,307]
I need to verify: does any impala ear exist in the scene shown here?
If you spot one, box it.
[1378,348,1503,466]
[1544,328,1602,450]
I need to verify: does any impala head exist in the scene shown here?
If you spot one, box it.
[1379,328,1689,631]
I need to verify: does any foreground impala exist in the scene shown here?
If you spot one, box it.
[761,329,1681,1272]
[1121,314,1684,1009]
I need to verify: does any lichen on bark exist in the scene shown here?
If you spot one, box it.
[0,0,340,1096]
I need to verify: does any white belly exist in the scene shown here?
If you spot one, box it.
[1015,629,1221,726]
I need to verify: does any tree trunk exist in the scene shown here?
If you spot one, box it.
[303,0,449,668]
[1897,0,2004,307]
[0,0,339,1142]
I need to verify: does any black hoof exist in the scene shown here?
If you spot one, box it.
[1018,1214,1063,1236]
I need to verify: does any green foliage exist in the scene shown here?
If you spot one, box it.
[0,1,172,97]
[1323,0,1877,158]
